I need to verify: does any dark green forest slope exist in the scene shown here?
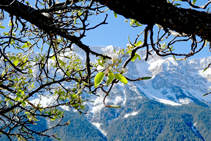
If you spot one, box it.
[1,99,211,141]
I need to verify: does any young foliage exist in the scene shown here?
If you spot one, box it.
[94,72,105,88]
[1,0,210,140]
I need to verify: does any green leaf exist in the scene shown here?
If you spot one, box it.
[203,67,208,72]
[130,19,135,26]
[108,105,121,108]
[173,55,176,60]
[28,68,33,74]
[98,61,104,67]
[9,101,14,106]
[51,118,56,121]
[203,92,211,96]
[0,25,5,29]
[13,60,19,66]
[72,94,77,99]
[114,74,128,84]
[139,77,152,80]
[2,70,6,76]
[137,54,141,60]
[22,43,29,48]
[94,72,105,88]
[22,101,26,107]
[25,112,30,115]
[96,59,104,67]
[51,56,56,60]
[126,50,132,54]
[107,72,115,85]
[131,55,137,62]
[193,0,197,5]
[174,3,181,6]
[114,12,117,18]
[135,21,142,26]
[131,53,141,62]
[134,41,142,46]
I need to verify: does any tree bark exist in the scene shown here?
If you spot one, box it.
[0,0,79,41]
[1,0,211,41]
[95,0,211,41]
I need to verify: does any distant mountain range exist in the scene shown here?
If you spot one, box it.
[2,46,211,140]
[84,46,211,141]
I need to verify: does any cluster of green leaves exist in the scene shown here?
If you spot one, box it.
[126,41,142,62]
[114,12,142,27]
[0,10,92,139]
[93,47,151,108]
[94,50,128,88]
[93,44,152,88]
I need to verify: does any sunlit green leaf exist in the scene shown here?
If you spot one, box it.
[131,55,137,62]
[114,12,117,18]
[107,72,114,85]
[114,74,128,84]
[0,26,5,29]
[131,53,141,62]
[94,72,105,88]
[135,21,142,26]
[2,70,6,76]
[130,19,135,26]
[134,41,142,46]
[22,42,31,48]
[51,118,56,121]
[28,68,32,74]
[108,105,121,108]
[13,60,19,66]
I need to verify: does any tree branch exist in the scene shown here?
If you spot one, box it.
[95,0,211,42]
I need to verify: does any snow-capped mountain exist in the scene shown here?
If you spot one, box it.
[30,45,211,107]
[85,45,211,111]
[82,46,211,140]
[28,45,211,141]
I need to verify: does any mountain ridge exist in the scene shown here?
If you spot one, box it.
[25,45,211,141]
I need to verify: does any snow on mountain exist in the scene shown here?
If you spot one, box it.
[30,45,211,111]
[91,122,107,136]
[129,48,211,104]
[86,45,211,120]
[23,45,211,140]
[124,110,140,118]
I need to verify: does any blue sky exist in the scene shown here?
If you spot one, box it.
[81,0,211,59]
[1,0,211,59]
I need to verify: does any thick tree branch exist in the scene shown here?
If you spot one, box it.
[95,0,211,42]
[0,0,110,58]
